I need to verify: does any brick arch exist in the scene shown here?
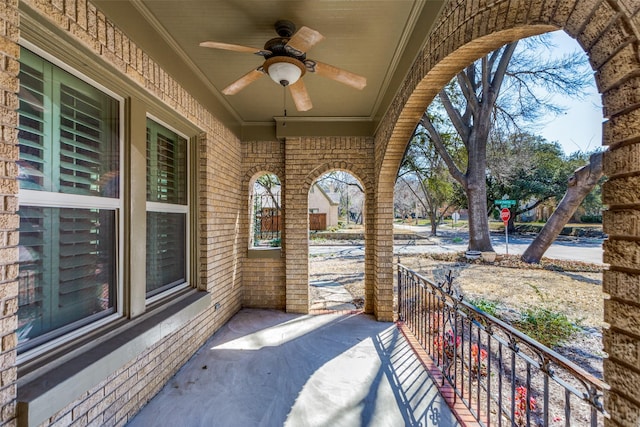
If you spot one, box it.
[373,1,640,421]
[304,162,372,195]
[377,26,556,180]
[281,136,375,314]
[303,163,375,313]
[244,166,285,188]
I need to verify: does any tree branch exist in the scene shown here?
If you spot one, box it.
[456,70,479,116]
[489,41,518,104]
[419,114,467,188]
[514,195,554,216]
[400,176,433,214]
[439,90,470,144]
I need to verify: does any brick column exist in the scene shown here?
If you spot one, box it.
[372,187,395,322]
[283,138,309,313]
[602,117,640,426]
[0,0,20,423]
[585,3,640,424]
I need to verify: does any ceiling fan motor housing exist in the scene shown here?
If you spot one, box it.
[263,37,306,61]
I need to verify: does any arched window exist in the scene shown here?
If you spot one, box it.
[250,174,281,248]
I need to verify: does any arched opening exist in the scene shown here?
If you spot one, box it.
[308,171,366,312]
[380,25,604,426]
[249,172,282,249]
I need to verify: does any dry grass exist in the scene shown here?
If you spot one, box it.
[399,254,604,330]
[310,252,604,328]
[310,250,606,382]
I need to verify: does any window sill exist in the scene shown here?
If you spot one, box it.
[16,289,211,427]
[247,247,282,259]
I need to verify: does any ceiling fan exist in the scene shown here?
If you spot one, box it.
[199,20,367,112]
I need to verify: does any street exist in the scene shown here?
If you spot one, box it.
[310,224,604,264]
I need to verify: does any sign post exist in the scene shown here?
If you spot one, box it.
[500,208,511,254]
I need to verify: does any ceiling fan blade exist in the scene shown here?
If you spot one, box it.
[222,67,265,95]
[199,41,269,56]
[289,79,313,112]
[285,26,325,56]
[306,60,367,90]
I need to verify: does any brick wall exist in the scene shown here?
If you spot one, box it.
[239,137,381,314]
[283,136,375,314]
[5,0,244,425]
[0,0,19,424]
[242,140,286,309]
[374,0,640,425]
[243,257,286,309]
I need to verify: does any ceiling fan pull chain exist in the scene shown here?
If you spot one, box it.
[283,86,287,127]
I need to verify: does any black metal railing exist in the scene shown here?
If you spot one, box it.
[252,192,281,246]
[397,262,609,426]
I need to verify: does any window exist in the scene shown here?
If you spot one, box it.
[17,48,120,351]
[146,119,188,297]
[16,47,195,359]
[251,174,281,248]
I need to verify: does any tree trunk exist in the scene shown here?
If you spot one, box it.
[521,152,603,263]
[465,117,494,252]
[429,210,437,236]
[507,212,516,233]
[467,181,494,251]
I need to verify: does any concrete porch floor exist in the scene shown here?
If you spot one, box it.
[127,309,461,427]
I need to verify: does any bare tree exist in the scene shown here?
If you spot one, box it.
[398,129,458,235]
[421,43,517,251]
[394,179,416,220]
[419,33,592,251]
[316,171,364,224]
[255,173,281,210]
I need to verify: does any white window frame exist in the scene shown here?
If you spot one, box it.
[145,114,190,304]
[17,41,125,363]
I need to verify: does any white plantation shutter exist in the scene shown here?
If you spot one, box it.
[146,119,188,297]
[17,49,119,350]
[56,208,114,319]
[147,125,187,204]
[18,207,115,341]
[17,51,119,196]
[59,84,107,195]
[17,60,49,191]
[146,212,186,292]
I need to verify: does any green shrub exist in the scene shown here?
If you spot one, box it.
[513,308,579,348]
[580,214,602,223]
[269,238,281,247]
[468,298,499,317]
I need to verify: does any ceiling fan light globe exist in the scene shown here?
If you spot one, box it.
[267,61,302,87]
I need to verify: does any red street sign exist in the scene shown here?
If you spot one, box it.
[500,208,511,223]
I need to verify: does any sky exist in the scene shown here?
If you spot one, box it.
[535,31,603,156]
